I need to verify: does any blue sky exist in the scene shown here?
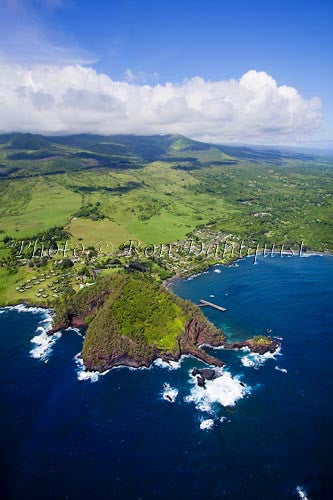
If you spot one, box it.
[0,0,332,147]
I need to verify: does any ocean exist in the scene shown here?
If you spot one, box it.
[0,255,332,499]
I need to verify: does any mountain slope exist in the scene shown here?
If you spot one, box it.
[2,132,318,179]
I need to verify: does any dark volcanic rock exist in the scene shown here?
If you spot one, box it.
[196,375,206,388]
[192,368,220,380]
[180,317,226,367]
[248,338,280,354]
[192,367,222,389]
[47,316,86,336]
[223,336,281,355]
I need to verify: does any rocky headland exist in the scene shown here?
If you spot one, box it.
[50,273,281,372]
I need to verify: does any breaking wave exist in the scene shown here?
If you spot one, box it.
[186,271,209,281]
[74,353,108,382]
[64,326,83,336]
[26,308,59,362]
[3,305,60,362]
[296,485,309,500]
[275,365,287,374]
[1,304,49,315]
[0,304,66,362]
[200,419,214,430]
[199,415,229,431]
[30,327,61,362]
[241,346,281,370]
[154,358,182,370]
[185,369,251,414]
[162,383,178,403]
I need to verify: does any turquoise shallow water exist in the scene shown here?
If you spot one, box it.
[0,255,332,499]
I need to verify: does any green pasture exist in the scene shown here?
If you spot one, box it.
[67,217,135,249]
[0,177,81,238]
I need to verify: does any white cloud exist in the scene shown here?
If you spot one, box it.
[0,63,322,145]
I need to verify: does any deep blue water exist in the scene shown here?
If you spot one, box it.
[0,255,332,500]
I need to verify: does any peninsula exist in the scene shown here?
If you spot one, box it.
[50,272,280,371]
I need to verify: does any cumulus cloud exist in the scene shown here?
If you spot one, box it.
[0,62,322,144]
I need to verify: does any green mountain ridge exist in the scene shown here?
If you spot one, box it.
[0,132,326,179]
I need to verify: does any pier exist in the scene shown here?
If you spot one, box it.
[199,300,226,312]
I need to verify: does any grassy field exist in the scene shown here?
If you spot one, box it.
[54,162,237,245]
[0,177,81,238]
[67,217,135,248]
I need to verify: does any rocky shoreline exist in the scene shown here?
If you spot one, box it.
[5,264,282,373]
[43,262,283,373]
[50,303,280,372]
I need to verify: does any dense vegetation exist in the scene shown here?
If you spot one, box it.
[110,276,186,349]
[55,273,186,349]
[190,161,333,251]
[50,272,220,371]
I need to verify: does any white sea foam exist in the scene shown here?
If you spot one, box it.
[2,303,48,315]
[200,419,214,430]
[1,304,63,362]
[213,269,222,274]
[209,294,215,298]
[241,347,281,370]
[12,306,59,362]
[186,369,251,413]
[3,304,84,362]
[162,383,178,403]
[186,271,209,281]
[113,364,151,372]
[74,353,107,382]
[64,326,83,336]
[154,358,182,370]
[275,366,287,374]
[296,486,309,500]
[40,317,51,324]
[30,327,61,362]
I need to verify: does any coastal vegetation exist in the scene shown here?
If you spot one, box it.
[110,276,186,349]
